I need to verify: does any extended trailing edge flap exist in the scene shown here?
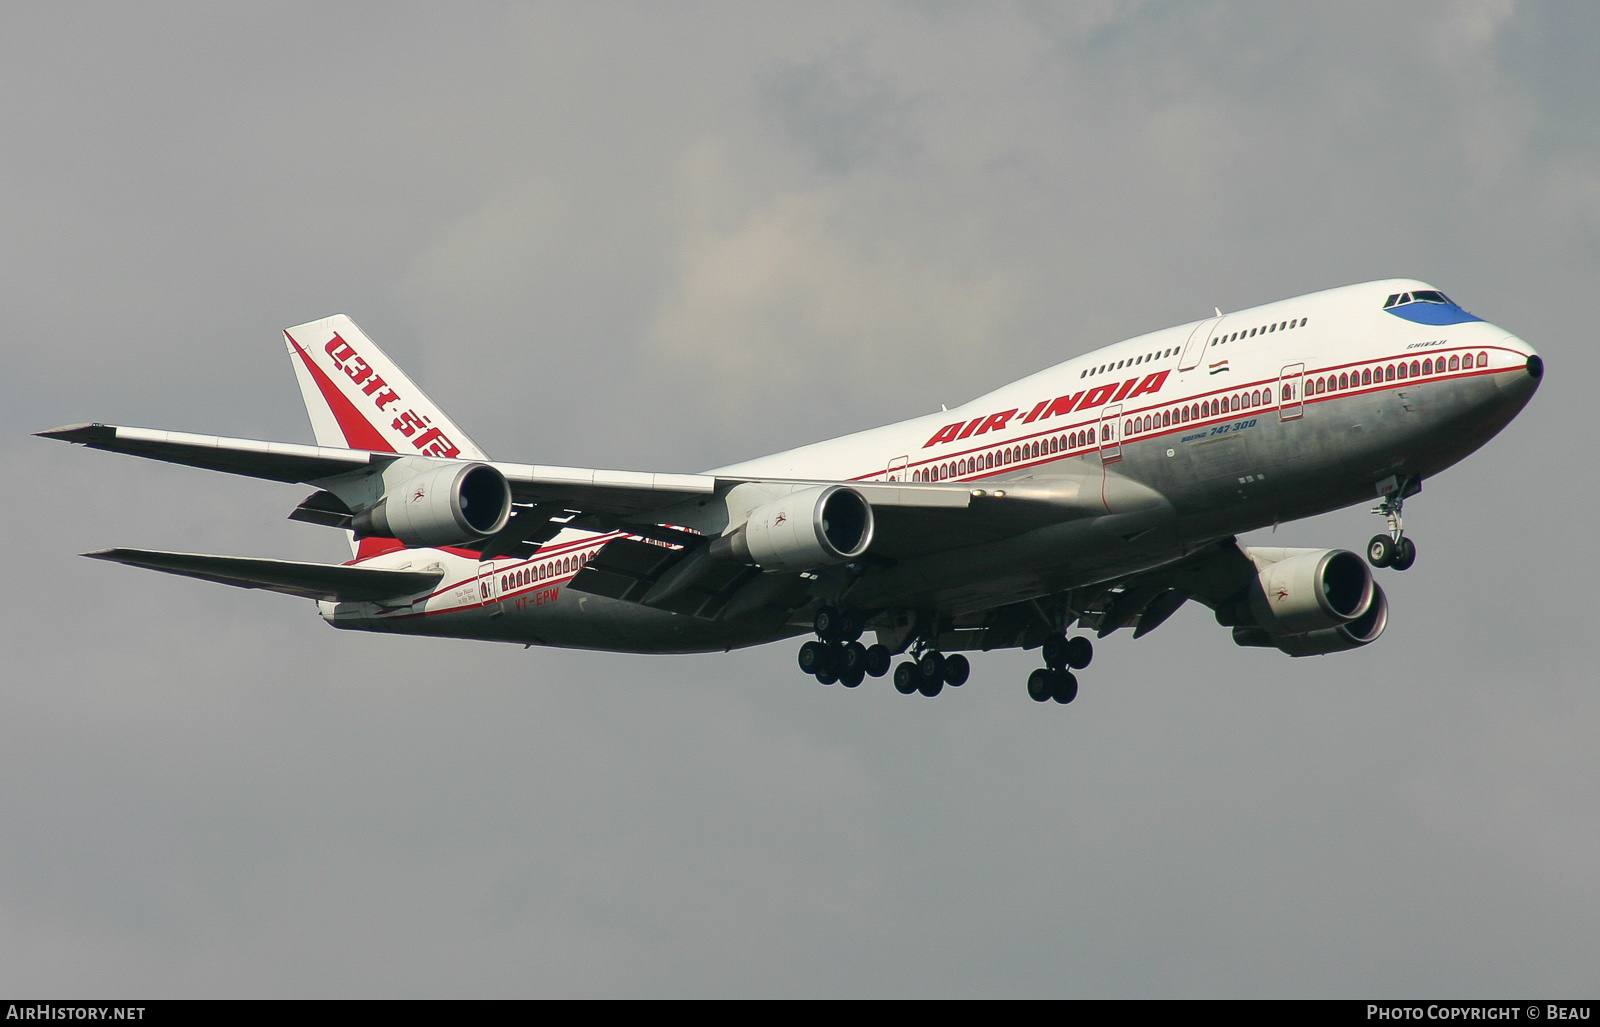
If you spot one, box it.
[567,537,805,620]
[84,548,442,603]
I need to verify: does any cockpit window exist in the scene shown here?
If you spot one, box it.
[1383,288,1480,325]
[1385,289,1453,308]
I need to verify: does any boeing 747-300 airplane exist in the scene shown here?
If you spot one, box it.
[40,278,1542,704]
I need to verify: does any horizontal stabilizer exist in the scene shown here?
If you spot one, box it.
[84,548,442,602]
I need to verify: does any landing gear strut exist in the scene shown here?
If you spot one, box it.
[798,606,890,688]
[1368,476,1420,571]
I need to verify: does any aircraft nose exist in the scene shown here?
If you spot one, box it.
[1500,334,1542,381]
[1490,333,1543,407]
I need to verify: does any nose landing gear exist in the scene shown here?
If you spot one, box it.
[1368,475,1421,571]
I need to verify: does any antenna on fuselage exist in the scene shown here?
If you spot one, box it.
[1215,307,1223,317]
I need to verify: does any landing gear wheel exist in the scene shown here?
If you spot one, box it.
[1391,536,1417,571]
[942,653,970,687]
[917,675,944,697]
[864,644,892,678]
[815,666,838,685]
[893,663,919,695]
[813,605,841,640]
[1064,636,1093,670]
[797,640,829,675]
[839,641,868,677]
[1042,635,1069,670]
[1027,668,1054,703]
[1051,670,1078,704]
[814,605,863,642]
[839,668,865,688]
[1367,534,1396,568]
[917,651,945,683]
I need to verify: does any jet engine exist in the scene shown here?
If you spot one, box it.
[709,484,874,572]
[1266,583,1388,656]
[352,462,512,547]
[1222,547,1388,656]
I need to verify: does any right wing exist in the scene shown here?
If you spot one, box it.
[35,423,382,483]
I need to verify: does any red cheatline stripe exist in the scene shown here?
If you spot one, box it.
[285,330,396,454]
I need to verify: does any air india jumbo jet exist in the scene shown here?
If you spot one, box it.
[39,279,1542,704]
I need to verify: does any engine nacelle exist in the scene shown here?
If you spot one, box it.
[353,462,512,547]
[1225,547,1387,656]
[709,484,874,572]
[1244,547,1375,635]
[1270,583,1389,656]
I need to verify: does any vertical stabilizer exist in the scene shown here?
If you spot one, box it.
[284,315,489,461]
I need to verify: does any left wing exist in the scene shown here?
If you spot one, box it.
[84,548,444,602]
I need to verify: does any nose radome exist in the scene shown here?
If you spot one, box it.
[1499,334,1542,379]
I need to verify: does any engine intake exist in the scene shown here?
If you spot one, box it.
[353,462,512,547]
[710,484,874,572]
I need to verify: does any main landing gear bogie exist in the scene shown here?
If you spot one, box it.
[892,650,970,697]
[799,607,889,688]
[798,637,887,688]
[1029,633,1091,704]
[1027,667,1079,704]
[798,606,1095,707]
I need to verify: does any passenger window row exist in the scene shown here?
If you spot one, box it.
[1081,347,1179,378]
[500,549,593,593]
[1213,316,1307,348]
[1306,351,1488,398]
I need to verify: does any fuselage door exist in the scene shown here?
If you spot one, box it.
[1278,363,1305,421]
[886,455,907,482]
[477,559,504,616]
[1099,404,1123,464]
[1178,316,1223,372]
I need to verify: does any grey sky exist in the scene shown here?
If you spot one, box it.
[2,1,1595,997]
